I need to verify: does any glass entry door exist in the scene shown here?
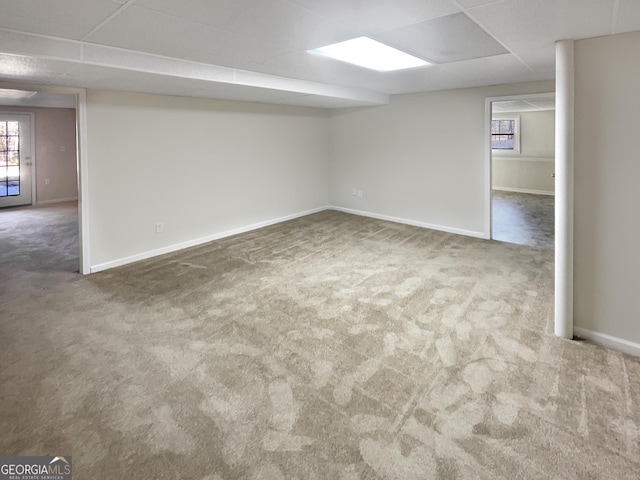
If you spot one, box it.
[0,114,32,208]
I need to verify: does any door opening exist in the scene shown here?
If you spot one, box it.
[489,95,556,250]
[0,113,33,208]
[0,87,83,274]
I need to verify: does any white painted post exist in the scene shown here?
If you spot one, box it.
[555,40,574,339]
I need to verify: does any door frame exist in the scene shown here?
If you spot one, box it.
[484,92,556,240]
[0,82,90,274]
[0,111,35,207]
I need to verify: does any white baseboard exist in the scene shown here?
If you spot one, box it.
[328,206,486,239]
[574,326,640,357]
[493,187,554,196]
[91,205,489,273]
[90,206,328,273]
[37,197,78,205]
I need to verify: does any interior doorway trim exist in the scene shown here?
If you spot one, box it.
[0,82,90,274]
[483,92,556,239]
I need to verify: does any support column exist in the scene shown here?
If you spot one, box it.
[555,40,574,339]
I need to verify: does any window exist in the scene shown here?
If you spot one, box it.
[0,120,21,197]
[491,117,520,154]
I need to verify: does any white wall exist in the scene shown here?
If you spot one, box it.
[329,81,554,237]
[0,106,78,203]
[86,90,329,269]
[574,31,640,346]
[492,110,555,194]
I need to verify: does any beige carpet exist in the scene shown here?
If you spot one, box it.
[1,204,639,479]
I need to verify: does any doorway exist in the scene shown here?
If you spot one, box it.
[0,87,84,273]
[0,113,33,208]
[488,94,556,249]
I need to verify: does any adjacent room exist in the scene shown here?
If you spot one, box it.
[491,96,555,249]
[0,91,79,272]
[1,1,639,479]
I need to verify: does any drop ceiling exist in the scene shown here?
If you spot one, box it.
[0,0,638,108]
[493,96,556,113]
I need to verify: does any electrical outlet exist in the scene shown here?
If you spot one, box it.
[155,222,164,233]
[44,178,50,185]
[357,190,363,198]
[352,188,357,196]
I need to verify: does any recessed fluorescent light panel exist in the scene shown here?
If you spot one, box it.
[309,37,430,72]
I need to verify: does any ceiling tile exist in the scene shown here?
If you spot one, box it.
[58,64,274,103]
[493,100,531,112]
[82,44,236,84]
[467,0,615,51]
[371,64,473,94]
[614,0,640,34]
[246,50,466,96]
[284,0,460,35]
[59,63,225,95]
[372,55,537,95]
[134,0,355,50]
[245,48,496,96]
[26,92,76,108]
[0,53,74,84]
[528,97,556,110]
[195,85,306,106]
[438,53,538,89]
[191,84,367,108]
[246,48,535,96]
[243,51,394,93]
[493,97,555,113]
[0,0,124,39]
[510,45,556,77]
[2,0,638,108]
[0,89,37,106]
[0,28,81,61]
[85,6,294,67]
[233,69,387,104]
[56,63,383,108]
[2,91,77,108]
[373,12,508,64]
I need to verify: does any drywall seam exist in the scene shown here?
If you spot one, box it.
[329,206,485,239]
[574,327,640,357]
[90,206,328,273]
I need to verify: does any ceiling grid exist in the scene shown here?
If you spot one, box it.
[0,0,638,107]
